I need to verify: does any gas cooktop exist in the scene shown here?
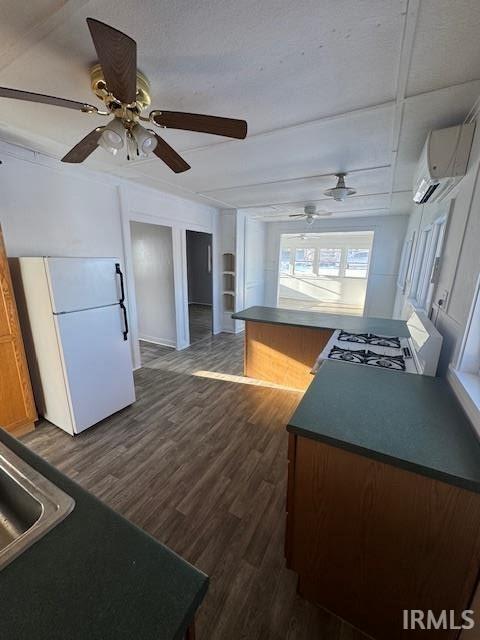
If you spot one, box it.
[329,346,406,371]
[337,330,401,349]
[315,329,418,375]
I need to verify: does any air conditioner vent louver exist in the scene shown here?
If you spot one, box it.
[413,122,475,205]
[419,183,439,204]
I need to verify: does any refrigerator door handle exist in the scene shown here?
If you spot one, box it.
[115,263,126,303]
[119,301,129,341]
[115,263,128,341]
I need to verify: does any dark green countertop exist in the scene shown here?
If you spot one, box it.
[232,306,410,337]
[0,429,208,640]
[287,361,480,493]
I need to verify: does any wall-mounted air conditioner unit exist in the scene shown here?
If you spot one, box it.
[413,122,475,205]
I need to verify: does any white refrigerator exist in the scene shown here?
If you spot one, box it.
[15,257,136,435]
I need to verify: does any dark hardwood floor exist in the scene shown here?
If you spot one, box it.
[139,339,174,365]
[189,303,212,344]
[22,332,369,640]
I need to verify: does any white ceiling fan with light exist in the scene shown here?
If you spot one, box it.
[289,205,332,225]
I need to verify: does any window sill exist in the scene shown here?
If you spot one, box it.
[448,366,480,436]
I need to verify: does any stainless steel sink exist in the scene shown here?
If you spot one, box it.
[0,440,75,570]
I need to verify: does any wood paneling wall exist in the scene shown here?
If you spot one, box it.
[0,228,36,435]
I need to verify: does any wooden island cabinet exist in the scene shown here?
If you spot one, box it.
[286,434,480,639]
[232,306,410,391]
[285,361,480,639]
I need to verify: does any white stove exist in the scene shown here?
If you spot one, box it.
[314,311,443,376]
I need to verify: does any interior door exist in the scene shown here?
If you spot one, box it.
[46,257,121,313]
[0,228,37,434]
[55,304,135,433]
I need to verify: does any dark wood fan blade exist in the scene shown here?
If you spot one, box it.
[151,111,247,139]
[86,18,137,104]
[0,87,96,112]
[61,128,104,163]
[153,134,190,173]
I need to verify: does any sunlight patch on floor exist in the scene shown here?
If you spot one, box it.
[192,370,302,393]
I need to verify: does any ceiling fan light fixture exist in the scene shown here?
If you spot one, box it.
[99,118,125,154]
[324,173,356,202]
[132,124,158,156]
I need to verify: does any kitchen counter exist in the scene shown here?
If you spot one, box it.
[288,360,480,492]
[0,429,208,640]
[232,305,410,337]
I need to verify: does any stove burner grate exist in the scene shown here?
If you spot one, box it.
[328,346,366,364]
[337,331,369,344]
[337,330,401,349]
[364,350,406,371]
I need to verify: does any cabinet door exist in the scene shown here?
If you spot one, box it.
[0,228,37,434]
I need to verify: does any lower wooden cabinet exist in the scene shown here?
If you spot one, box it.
[0,227,36,435]
[244,320,333,390]
[285,434,480,639]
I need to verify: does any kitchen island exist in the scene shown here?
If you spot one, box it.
[232,306,409,390]
[0,428,208,640]
[286,360,480,639]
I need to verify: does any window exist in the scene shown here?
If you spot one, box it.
[317,248,341,276]
[345,248,370,278]
[397,232,415,292]
[280,248,292,274]
[450,271,480,433]
[410,219,446,311]
[294,247,315,274]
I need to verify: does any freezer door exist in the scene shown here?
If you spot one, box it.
[46,257,121,313]
[55,305,135,433]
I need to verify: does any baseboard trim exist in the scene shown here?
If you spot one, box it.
[139,335,176,348]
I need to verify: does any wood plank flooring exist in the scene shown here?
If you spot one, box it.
[189,303,212,344]
[139,340,174,365]
[22,332,369,640]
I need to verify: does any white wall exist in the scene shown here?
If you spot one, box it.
[264,215,408,318]
[244,217,267,307]
[0,140,220,369]
[130,222,176,347]
[394,117,480,375]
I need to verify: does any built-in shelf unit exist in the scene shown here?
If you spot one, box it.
[222,253,236,315]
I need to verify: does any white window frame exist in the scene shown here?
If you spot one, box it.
[397,231,416,292]
[409,217,446,312]
[449,270,480,434]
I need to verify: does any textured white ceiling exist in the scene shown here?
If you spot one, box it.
[0,0,479,220]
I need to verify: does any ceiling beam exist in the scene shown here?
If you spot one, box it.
[200,165,391,196]
[388,0,421,210]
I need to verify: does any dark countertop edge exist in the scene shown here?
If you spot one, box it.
[286,424,480,494]
[173,581,209,640]
[0,429,209,639]
[232,306,410,335]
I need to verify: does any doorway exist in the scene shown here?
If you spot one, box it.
[130,221,176,365]
[278,231,374,316]
[186,230,213,344]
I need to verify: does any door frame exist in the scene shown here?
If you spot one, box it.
[186,230,214,342]
[120,194,219,370]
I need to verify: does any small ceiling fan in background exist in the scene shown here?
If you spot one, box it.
[289,205,332,225]
[0,18,247,173]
